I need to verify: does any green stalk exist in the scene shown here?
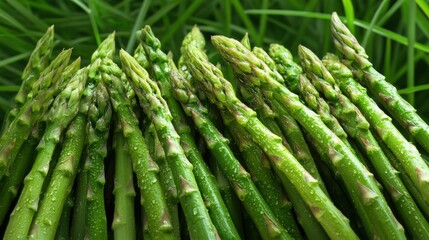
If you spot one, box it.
[169,61,292,240]
[321,52,429,238]
[0,123,43,227]
[101,58,176,240]
[221,110,303,239]
[209,156,244,238]
[331,12,429,154]
[55,194,73,240]
[144,123,180,239]
[28,113,87,239]
[211,35,375,240]
[85,83,112,239]
[120,49,218,240]
[4,63,86,239]
[267,43,368,168]
[141,25,241,240]
[112,122,136,239]
[0,50,73,181]
[70,154,88,240]
[2,26,55,132]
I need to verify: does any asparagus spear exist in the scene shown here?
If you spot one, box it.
[331,12,429,154]
[267,44,369,168]
[140,26,239,239]
[4,61,85,239]
[0,123,43,227]
[28,109,88,239]
[70,154,88,240]
[319,52,429,238]
[322,50,429,205]
[55,193,74,240]
[2,26,55,132]
[120,50,218,240]
[213,35,406,239]
[299,47,429,238]
[112,121,137,240]
[222,110,303,239]
[85,82,113,239]
[101,57,176,240]
[169,57,292,240]
[144,123,180,239]
[0,49,73,181]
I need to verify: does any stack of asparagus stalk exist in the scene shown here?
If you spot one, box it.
[0,12,429,240]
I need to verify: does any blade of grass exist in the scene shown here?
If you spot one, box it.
[341,0,355,33]
[0,52,31,68]
[257,0,269,46]
[379,0,404,26]
[223,0,231,36]
[230,0,259,45]
[160,0,204,44]
[398,84,429,94]
[71,0,101,45]
[245,9,429,53]
[0,86,20,92]
[125,0,152,52]
[144,0,180,26]
[362,0,390,47]
[407,0,416,106]
[384,38,391,82]
[416,0,429,18]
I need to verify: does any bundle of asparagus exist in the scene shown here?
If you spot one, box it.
[0,12,428,240]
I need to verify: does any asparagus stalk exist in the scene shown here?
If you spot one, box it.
[0,123,43,227]
[0,49,73,180]
[55,193,74,240]
[4,62,85,239]
[101,57,176,240]
[213,35,398,240]
[322,49,429,204]
[169,58,292,240]
[70,154,88,240]
[209,156,245,238]
[85,82,113,239]
[144,123,180,239]
[2,26,55,132]
[28,111,88,239]
[221,110,303,239]
[120,50,218,240]
[319,52,429,238]
[247,45,324,188]
[140,26,239,239]
[248,45,334,239]
[267,44,369,168]
[331,12,429,154]
[112,121,137,240]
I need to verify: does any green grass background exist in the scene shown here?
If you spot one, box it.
[0,0,428,124]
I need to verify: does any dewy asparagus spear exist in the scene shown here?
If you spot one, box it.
[101,58,176,240]
[300,47,429,239]
[2,26,55,132]
[267,44,369,168]
[140,26,239,240]
[28,90,90,239]
[0,123,43,227]
[85,82,113,239]
[84,32,115,240]
[221,110,302,239]
[112,121,136,240]
[120,50,218,240]
[144,123,180,239]
[331,12,429,153]
[3,60,84,239]
[0,49,73,181]
[321,50,429,205]
[187,40,357,240]
[169,56,292,240]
